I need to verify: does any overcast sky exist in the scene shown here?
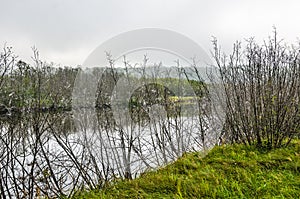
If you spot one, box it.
[1,0,300,66]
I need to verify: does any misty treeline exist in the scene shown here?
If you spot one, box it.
[0,31,299,198]
[0,47,78,114]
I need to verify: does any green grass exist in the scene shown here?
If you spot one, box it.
[71,140,300,199]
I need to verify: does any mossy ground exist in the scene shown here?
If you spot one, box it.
[71,140,300,198]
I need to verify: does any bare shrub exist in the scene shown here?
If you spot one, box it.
[214,30,300,148]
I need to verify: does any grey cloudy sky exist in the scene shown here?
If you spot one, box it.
[1,0,300,66]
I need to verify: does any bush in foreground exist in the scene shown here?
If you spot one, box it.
[214,30,300,148]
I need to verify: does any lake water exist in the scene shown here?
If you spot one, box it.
[0,108,221,198]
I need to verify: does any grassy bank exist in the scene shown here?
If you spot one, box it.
[71,140,300,198]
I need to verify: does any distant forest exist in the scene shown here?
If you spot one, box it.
[0,48,206,116]
[0,58,78,114]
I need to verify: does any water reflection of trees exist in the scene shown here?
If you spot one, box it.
[0,47,217,198]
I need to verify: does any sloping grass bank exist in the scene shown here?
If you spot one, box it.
[71,141,300,198]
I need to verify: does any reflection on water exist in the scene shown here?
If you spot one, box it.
[0,105,220,198]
